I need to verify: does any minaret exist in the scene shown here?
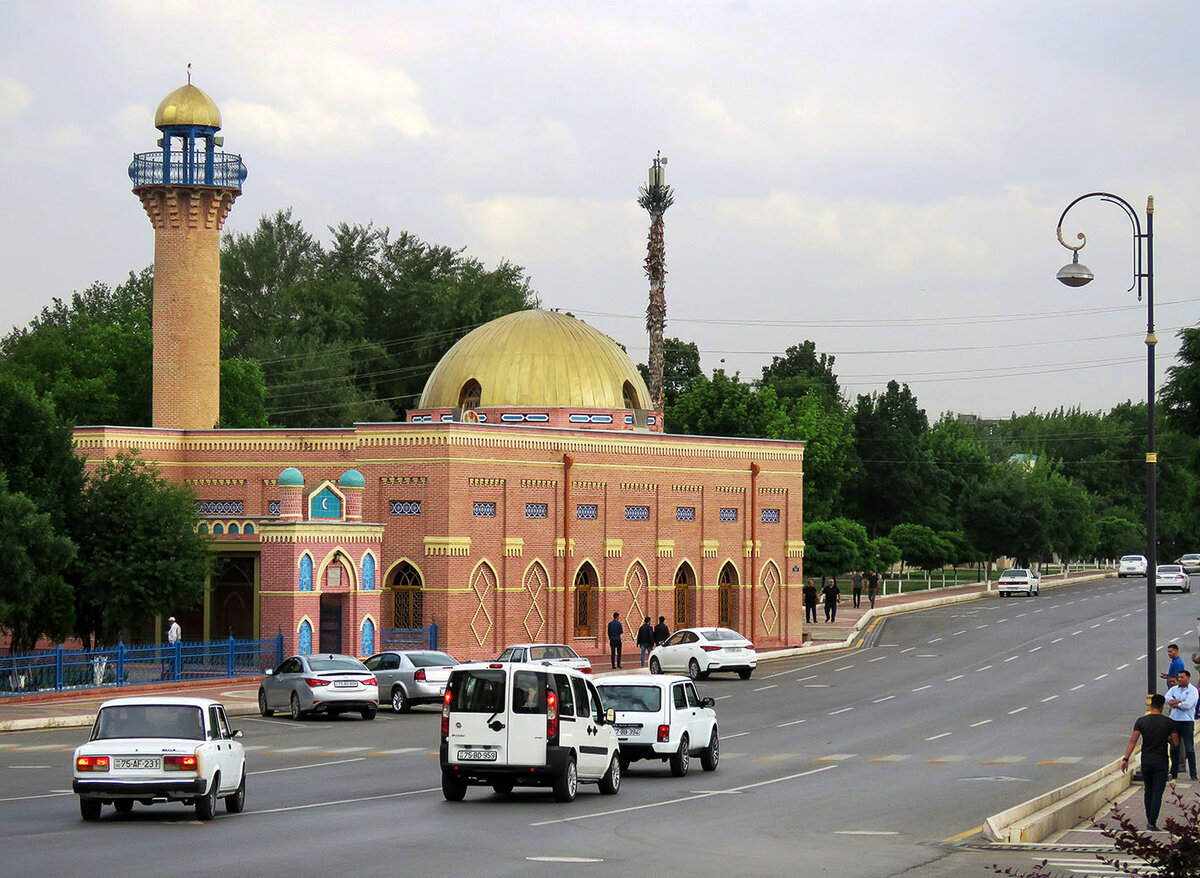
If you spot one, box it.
[129,77,246,429]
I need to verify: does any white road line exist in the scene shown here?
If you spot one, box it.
[753,684,778,692]
[798,675,819,682]
[322,747,369,754]
[976,666,993,672]
[1042,695,1060,703]
[1029,646,1043,653]
[1070,684,1086,691]
[1089,624,1101,629]
[834,666,854,672]
[947,675,965,682]
[829,707,854,715]
[868,656,887,663]
[776,720,806,728]
[530,764,839,826]
[724,732,750,739]
[0,791,72,803]
[273,746,319,753]
[912,685,933,692]
[900,647,916,654]
[802,684,830,688]
[1116,664,1130,671]
[255,757,367,775]
[1094,674,1109,681]
[1051,637,1064,644]
[976,624,990,629]
[873,695,895,704]
[952,630,967,636]
[1004,656,1019,662]
[373,747,422,755]
[1137,654,1147,661]
[1071,630,1083,636]
[995,619,1008,624]
[249,786,438,814]
[970,720,992,728]
[1007,707,1028,715]
[1015,613,1027,618]
[715,695,733,700]
[928,638,944,644]
[926,732,951,741]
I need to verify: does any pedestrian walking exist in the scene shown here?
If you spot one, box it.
[1166,668,1198,780]
[1162,643,1186,686]
[822,578,840,623]
[653,615,670,646]
[636,616,655,667]
[1121,693,1179,831]
[866,570,880,609]
[802,579,819,624]
[851,571,863,609]
[607,612,624,669]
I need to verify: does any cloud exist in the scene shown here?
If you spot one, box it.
[0,77,32,124]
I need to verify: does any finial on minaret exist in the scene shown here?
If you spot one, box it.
[187,62,192,85]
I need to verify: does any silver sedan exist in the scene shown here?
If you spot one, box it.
[363,650,458,712]
[258,654,379,721]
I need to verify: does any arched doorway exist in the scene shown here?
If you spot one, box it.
[213,556,254,639]
[389,562,424,629]
[674,563,696,629]
[718,562,738,628]
[574,563,597,637]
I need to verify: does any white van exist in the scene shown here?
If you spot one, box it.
[440,661,621,802]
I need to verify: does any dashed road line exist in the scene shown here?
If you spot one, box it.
[970,720,992,728]
[912,685,933,692]
[926,732,951,741]
[1007,707,1028,715]
[829,707,854,715]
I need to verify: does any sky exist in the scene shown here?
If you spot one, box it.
[2,0,1198,420]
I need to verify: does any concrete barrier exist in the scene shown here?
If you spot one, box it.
[984,757,1130,843]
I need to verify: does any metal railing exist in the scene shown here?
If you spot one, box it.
[128,151,247,188]
[0,635,284,697]
[379,624,438,652]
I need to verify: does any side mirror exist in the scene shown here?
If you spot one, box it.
[232,729,244,739]
[701,697,715,709]
[605,707,616,724]
[264,668,274,675]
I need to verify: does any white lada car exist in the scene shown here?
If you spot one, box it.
[73,696,246,821]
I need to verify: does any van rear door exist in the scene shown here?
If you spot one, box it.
[445,667,508,765]
[508,669,548,766]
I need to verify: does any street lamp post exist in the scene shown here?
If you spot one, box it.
[1055,192,1157,699]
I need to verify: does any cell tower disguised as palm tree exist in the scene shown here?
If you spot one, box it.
[638,151,675,413]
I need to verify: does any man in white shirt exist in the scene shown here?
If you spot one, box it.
[166,616,181,645]
[1165,668,1198,781]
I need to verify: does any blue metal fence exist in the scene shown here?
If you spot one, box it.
[0,635,284,698]
[128,151,248,188]
[379,624,438,652]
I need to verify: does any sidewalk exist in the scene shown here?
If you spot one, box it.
[0,569,1112,733]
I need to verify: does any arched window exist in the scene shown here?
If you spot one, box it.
[718,562,738,627]
[361,618,376,656]
[243,523,255,535]
[228,522,240,534]
[674,563,695,629]
[299,555,313,592]
[390,562,424,629]
[622,381,641,410]
[197,522,209,534]
[298,620,313,655]
[574,563,597,637]
[459,379,482,410]
[213,523,225,534]
[362,553,376,591]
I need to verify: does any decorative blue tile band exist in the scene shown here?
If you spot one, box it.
[195,500,244,515]
[676,506,696,522]
[577,504,598,520]
[390,500,422,516]
[625,505,650,521]
[719,507,739,523]
[761,508,781,523]
[473,502,497,517]
[526,503,548,519]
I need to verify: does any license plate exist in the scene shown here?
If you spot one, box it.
[115,757,161,770]
[615,725,640,737]
[457,748,498,761]
[334,680,358,688]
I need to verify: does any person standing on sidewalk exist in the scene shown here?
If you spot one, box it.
[636,616,655,667]
[802,580,818,624]
[607,612,624,669]
[866,570,880,609]
[851,571,863,609]
[167,616,181,646]
[1121,693,1179,831]
[653,616,670,646]
[1162,643,1185,686]
[1165,668,1198,780]
[822,578,840,623]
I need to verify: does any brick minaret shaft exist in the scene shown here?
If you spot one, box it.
[135,187,238,429]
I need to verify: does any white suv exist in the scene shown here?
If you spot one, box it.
[440,661,621,802]
[596,674,719,777]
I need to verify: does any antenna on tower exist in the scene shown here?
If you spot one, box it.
[187,62,192,85]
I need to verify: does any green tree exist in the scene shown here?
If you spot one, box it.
[1093,516,1143,561]
[866,536,901,574]
[804,518,869,581]
[888,523,951,573]
[638,337,702,408]
[761,339,840,400]
[72,454,211,646]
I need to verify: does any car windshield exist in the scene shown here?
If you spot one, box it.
[308,658,367,672]
[93,704,205,741]
[408,652,457,668]
[1121,556,1144,563]
[598,685,662,712]
[701,629,744,642]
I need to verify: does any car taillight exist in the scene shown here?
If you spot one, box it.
[414,669,426,682]
[164,754,198,772]
[441,688,452,737]
[76,755,110,772]
[701,645,721,652]
[546,690,559,741]
[658,724,670,743]
[581,667,592,674]
[363,676,377,686]
[304,678,331,687]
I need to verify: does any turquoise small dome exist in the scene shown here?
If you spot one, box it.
[339,469,365,489]
[279,467,304,487]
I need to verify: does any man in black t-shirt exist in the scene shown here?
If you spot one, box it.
[1121,693,1180,831]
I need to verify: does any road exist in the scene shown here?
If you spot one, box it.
[0,577,1195,877]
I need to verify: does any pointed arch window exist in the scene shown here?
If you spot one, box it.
[574,564,597,637]
[674,564,695,629]
[622,381,641,410]
[459,379,482,410]
[718,562,738,627]
[390,563,424,629]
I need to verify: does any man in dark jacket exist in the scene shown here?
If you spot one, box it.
[822,579,840,623]
[802,580,818,624]
[607,612,624,669]
[653,616,670,646]
[636,616,655,667]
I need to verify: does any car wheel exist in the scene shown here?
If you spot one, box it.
[361,704,377,721]
[670,733,691,777]
[688,659,702,681]
[79,798,101,821]
[491,779,514,795]
[553,756,578,802]
[738,668,753,680]
[649,658,662,675]
[195,773,219,821]
[442,770,468,802]
[391,686,410,713]
[701,729,720,771]
[225,770,246,814]
[599,754,621,795]
[289,693,304,721]
[113,799,133,814]
[257,690,273,717]
[619,753,631,771]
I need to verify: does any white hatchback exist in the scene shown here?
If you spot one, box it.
[73,696,246,821]
[596,675,719,777]
[648,627,757,680]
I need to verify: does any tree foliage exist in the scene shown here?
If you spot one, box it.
[804,518,869,581]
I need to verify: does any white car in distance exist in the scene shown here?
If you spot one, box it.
[596,674,719,777]
[1118,555,1149,578]
[648,627,757,680]
[1155,564,1192,594]
[996,568,1040,597]
[73,696,246,821]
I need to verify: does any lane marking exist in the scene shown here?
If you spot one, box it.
[255,757,367,775]
[829,707,854,715]
[925,755,967,763]
[1041,695,1060,703]
[835,830,900,835]
[1070,684,1086,691]
[248,785,438,814]
[970,720,992,728]
[976,625,990,630]
[900,647,916,654]
[868,656,888,663]
[866,755,911,763]
[531,764,839,826]
[1116,663,1130,671]
[802,684,830,688]
[1051,638,1064,644]
[1071,630,1083,636]
[926,732,951,741]
[947,675,965,682]
[528,857,603,864]
[753,685,778,692]
[1004,656,1019,663]
[1028,647,1043,653]
[776,719,806,728]
[912,685,933,692]
[273,746,319,753]
[1008,707,1028,715]
[8,765,51,769]
[952,630,967,636]
[798,675,819,682]
[873,695,896,704]
[834,666,854,672]
[724,732,750,739]
[0,791,73,803]
[811,753,855,762]
[927,638,944,644]
[976,665,993,672]
[1094,674,1109,681]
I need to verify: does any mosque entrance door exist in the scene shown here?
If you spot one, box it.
[319,595,343,653]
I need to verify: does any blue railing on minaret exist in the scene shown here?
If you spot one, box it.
[129,151,247,189]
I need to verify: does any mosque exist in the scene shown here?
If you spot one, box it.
[73,81,808,661]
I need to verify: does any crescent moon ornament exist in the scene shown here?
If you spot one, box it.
[321,496,330,510]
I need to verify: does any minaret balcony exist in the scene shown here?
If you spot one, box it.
[129,150,247,189]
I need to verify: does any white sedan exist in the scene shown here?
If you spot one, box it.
[596,674,719,777]
[648,627,756,680]
[1118,555,1148,578]
[997,568,1040,597]
[495,643,592,674]
[73,696,246,821]
[1155,564,1192,594]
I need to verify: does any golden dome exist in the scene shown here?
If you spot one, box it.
[419,310,652,410]
[154,83,222,129]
